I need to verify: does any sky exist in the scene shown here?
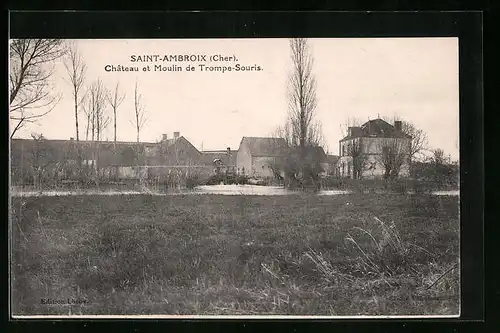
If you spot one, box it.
[10,38,459,159]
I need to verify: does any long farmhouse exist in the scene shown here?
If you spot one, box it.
[10,132,210,185]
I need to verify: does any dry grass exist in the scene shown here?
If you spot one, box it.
[11,193,459,316]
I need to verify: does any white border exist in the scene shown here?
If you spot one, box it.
[13,314,460,319]
[8,32,462,321]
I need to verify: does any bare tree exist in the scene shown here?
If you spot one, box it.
[346,138,371,180]
[431,148,446,165]
[63,41,87,142]
[84,79,109,141]
[340,116,364,138]
[274,120,294,147]
[82,99,92,141]
[106,81,126,142]
[9,39,66,138]
[338,117,369,179]
[381,116,427,163]
[84,78,108,180]
[273,38,325,188]
[131,80,147,143]
[402,121,427,163]
[376,138,409,180]
[284,38,323,149]
[28,133,58,191]
[95,101,110,143]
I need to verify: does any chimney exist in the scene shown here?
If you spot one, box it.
[162,134,168,141]
[348,126,360,137]
[227,147,231,154]
[70,137,74,141]
[394,121,402,132]
[174,131,180,139]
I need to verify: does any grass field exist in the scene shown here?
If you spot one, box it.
[11,193,460,316]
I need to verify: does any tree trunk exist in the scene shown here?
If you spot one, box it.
[85,113,90,141]
[113,107,117,142]
[74,94,79,141]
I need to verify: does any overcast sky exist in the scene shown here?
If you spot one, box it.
[10,38,459,159]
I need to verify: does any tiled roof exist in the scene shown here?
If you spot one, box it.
[10,137,201,167]
[240,137,288,157]
[200,150,237,166]
[340,119,412,141]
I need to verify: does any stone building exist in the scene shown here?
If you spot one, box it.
[337,118,412,179]
[236,137,288,178]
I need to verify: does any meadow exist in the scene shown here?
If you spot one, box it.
[11,193,460,316]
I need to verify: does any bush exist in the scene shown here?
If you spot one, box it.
[205,174,225,185]
[319,176,345,190]
[412,162,459,188]
[413,180,435,194]
[235,175,249,185]
[186,174,202,189]
[204,173,250,185]
[255,178,270,186]
[387,180,408,194]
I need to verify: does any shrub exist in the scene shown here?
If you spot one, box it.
[255,178,270,186]
[412,162,459,189]
[186,174,202,189]
[387,180,408,194]
[344,216,432,277]
[205,174,225,185]
[235,175,249,185]
[319,176,345,190]
[413,180,435,194]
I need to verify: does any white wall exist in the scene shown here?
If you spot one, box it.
[236,142,252,175]
[338,137,411,179]
[252,156,277,178]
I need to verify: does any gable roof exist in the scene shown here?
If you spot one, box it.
[10,136,202,167]
[340,118,412,141]
[240,137,288,157]
[200,150,237,166]
[10,138,160,167]
[160,136,200,152]
[153,136,202,165]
